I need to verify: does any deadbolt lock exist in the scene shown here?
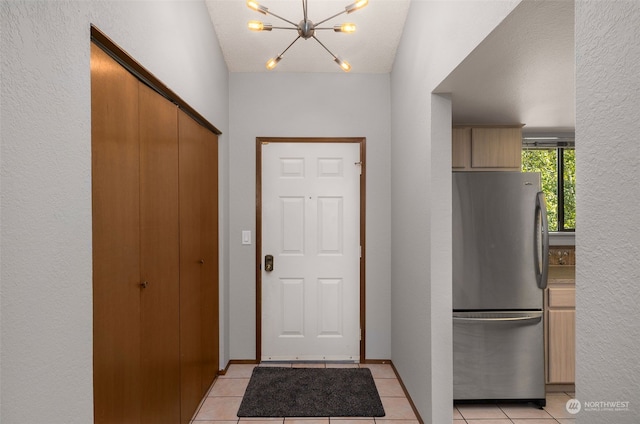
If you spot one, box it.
[265,255,274,272]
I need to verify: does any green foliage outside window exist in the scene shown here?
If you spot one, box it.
[522,148,575,231]
[522,149,558,230]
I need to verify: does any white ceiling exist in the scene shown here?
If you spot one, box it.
[206,0,575,132]
[205,0,410,73]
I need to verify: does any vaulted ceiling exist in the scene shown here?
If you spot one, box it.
[206,0,575,132]
[205,0,410,73]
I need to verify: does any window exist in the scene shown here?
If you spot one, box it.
[522,136,575,232]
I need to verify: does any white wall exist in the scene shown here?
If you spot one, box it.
[0,1,229,423]
[228,72,392,360]
[575,1,640,422]
[390,1,520,422]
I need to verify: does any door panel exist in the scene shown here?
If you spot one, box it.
[318,197,343,254]
[91,43,142,424]
[548,309,575,383]
[261,142,360,361]
[280,278,305,336]
[178,110,204,423]
[200,124,219,392]
[139,83,181,424]
[178,110,219,422]
[318,278,343,336]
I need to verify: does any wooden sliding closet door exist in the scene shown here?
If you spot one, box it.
[92,43,142,424]
[93,44,182,424]
[200,117,219,393]
[138,83,181,424]
[178,110,219,423]
[93,35,219,424]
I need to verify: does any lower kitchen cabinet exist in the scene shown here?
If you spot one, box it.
[546,282,576,384]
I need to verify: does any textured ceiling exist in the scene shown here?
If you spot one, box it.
[435,0,575,133]
[206,0,410,73]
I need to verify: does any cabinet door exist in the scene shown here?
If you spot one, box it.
[452,128,471,169]
[92,43,142,424]
[139,83,181,424]
[471,127,522,169]
[548,309,576,383]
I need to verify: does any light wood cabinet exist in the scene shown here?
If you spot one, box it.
[452,125,523,171]
[92,42,219,424]
[452,127,471,169]
[546,283,576,384]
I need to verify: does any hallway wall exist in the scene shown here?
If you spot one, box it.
[0,2,229,423]
[575,1,640,422]
[390,1,521,422]
[228,72,392,360]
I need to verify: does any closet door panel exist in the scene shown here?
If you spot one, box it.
[91,43,142,424]
[178,110,204,423]
[139,83,181,424]
[201,129,219,392]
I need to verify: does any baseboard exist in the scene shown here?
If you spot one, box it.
[546,383,575,393]
[389,361,424,424]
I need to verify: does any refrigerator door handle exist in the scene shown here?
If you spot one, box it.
[453,315,542,323]
[535,191,550,289]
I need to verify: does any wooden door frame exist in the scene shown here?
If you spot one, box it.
[255,137,367,362]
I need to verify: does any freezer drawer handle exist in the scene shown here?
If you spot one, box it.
[453,315,542,323]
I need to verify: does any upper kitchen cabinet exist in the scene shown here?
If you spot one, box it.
[452,125,523,171]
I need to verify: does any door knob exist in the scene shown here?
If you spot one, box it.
[140,281,149,289]
[265,255,274,272]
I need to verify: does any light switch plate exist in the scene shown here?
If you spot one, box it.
[242,230,252,245]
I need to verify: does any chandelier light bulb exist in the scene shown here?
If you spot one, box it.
[266,56,282,70]
[248,20,272,31]
[247,0,268,15]
[334,23,356,33]
[334,57,351,72]
[345,0,368,14]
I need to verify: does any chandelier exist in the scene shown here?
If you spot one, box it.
[246,0,369,72]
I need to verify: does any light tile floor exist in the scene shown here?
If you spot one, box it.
[190,363,420,424]
[190,363,574,424]
[454,392,576,424]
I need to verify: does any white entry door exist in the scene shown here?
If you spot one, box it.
[261,141,361,361]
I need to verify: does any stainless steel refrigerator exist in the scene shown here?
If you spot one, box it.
[453,172,549,407]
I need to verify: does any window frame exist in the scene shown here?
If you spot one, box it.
[522,135,575,233]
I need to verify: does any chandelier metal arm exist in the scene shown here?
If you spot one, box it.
[312,35,338,60]
[313,10,347,27]
[278,36,302,58]
[302,0,308,23]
